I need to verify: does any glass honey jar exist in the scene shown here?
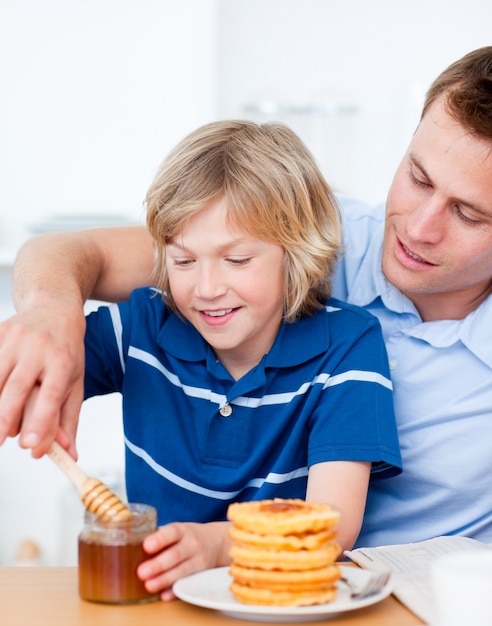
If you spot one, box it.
[78,503,159,604]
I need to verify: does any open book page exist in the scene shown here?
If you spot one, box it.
[345,536,492,624]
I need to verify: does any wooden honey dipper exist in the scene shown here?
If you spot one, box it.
[48,441,132,522]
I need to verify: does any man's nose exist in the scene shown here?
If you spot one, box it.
[406,198,447,243]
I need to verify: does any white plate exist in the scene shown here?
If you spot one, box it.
[173,565,393,622]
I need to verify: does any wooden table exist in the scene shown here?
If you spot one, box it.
[0,567,423,625]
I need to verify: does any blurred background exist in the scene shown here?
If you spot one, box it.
[0,0,490,565]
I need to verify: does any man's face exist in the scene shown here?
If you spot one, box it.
[382,97,492,321]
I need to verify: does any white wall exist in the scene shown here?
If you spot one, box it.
[0,0,219,248]
[217,0,492,204]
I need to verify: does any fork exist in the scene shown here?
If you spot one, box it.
[340,569,391,599]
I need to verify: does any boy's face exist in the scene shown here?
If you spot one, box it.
[382,97,492,321]
[166,196,285,379]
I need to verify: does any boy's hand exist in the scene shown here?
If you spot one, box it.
[137,521,232,601]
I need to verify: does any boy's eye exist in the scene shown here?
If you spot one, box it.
[228,257,251,265]
[173,258,194,266]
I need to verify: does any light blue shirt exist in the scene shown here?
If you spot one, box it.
[334,196,492,547]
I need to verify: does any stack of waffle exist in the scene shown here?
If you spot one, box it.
[227,498,341,606]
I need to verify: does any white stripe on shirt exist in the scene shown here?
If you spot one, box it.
[128,345,393,406]
[109,304,125,373]
[125,436,308,500]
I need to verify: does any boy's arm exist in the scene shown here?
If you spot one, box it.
[306,460,371,553]
[0,226,154,458]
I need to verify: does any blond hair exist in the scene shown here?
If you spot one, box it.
[146,120,341,321]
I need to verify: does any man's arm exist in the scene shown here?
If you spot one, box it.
[0,225,153,458]
[13,225,154,307]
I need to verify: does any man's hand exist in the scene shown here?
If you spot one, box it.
[0,306,86,458]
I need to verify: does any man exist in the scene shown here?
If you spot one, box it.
[1,46,492,547]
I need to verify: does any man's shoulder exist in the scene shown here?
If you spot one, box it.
[332,196,386,302]
[323,297,382,331]
[336,194,386,225]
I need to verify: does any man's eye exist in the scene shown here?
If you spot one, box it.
[410,171,430,188]
[456,207,481,226]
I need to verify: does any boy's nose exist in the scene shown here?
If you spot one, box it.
[195,264,227,299]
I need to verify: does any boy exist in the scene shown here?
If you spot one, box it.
[81,120,400,598]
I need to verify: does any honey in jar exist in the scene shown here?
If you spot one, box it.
[78,503,159,604]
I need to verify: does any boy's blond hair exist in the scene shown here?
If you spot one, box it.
[146,120,341,321]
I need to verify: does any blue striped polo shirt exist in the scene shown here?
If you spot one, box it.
[84,287,401,525]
